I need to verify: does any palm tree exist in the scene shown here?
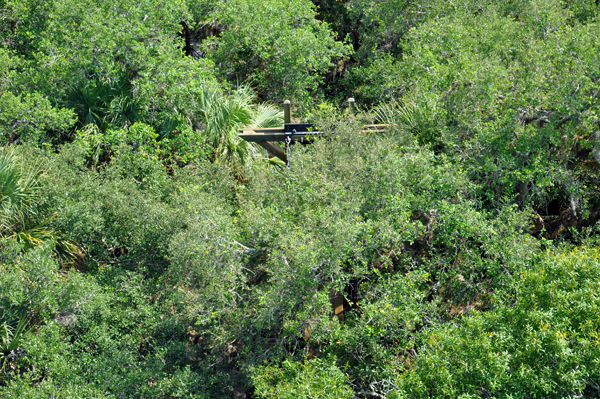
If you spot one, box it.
[0,148,81,265]
[374,96,439,146]
[0,304,28,383]
[197,86,283,169]
[0,148,45,240]
[374,99,417,133]
[66,76,141,131]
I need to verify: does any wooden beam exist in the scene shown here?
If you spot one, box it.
[257,141,287,163]
[239,127,284,142]
[362,124,389,131]
[239,128,322,143]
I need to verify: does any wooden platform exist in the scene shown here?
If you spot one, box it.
[238,127,323,143]
[238,123,389,162]
[238,124,388,143]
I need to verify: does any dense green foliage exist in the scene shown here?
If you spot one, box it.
[1,0,600,397]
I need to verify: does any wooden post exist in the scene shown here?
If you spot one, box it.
[257,141,287,163]
[347,97,355,113]
[329,289,346,322]
[284,100,291,123]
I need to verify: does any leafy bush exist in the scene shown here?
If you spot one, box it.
[252,357,354,399]
[0,92,75,145]
[375,0,600,212]
[0,254,204,397]
[74,122,159,165]
[395,247,600,398]
[204,0,349,101]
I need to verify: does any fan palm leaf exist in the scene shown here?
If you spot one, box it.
[67,76,140,130]
[197,86,282,168]
[66,85,106,127]
[253,103,284,128]
[0,148,82,266]
[0,149,43,235]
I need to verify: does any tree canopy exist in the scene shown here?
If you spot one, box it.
[1,0,600,397]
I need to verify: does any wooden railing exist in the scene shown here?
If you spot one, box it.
[238,99,389,162]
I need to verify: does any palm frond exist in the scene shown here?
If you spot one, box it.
[197,85,286,171]
[0,149,44,235]
[375,99,415,128]
[0,148,82,266]
[0,315,28,356]
[267,157,287,168]
[253,103,284,128]
[0,308,28,379]
[67,76,140,130]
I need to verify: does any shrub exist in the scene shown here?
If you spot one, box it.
[252,358,354,399]
[396,247,600,398]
